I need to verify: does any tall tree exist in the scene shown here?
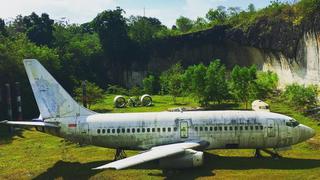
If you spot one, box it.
[183,63,207,106]
[206,6,228,24]
[205,60,228,104]
[176,16,193,32]
[248,3,256,13]
[0,18,6,36]
[229,65,257,109]
[92,7,131,84]
[128,16,165,43]
[22,12,54,46]
[160,63,184,103]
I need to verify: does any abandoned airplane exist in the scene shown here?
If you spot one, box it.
[1,59,316,170]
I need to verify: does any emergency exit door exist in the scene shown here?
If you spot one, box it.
[267,119,275,137]
[180,121,189,138]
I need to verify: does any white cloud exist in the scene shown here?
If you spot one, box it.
[0,0,116,24]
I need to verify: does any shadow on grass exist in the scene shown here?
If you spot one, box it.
[32,152,320,179]
[90,109,112,113]
[34,160,109,180]
[132,152,320,179]
[0,125,24,144]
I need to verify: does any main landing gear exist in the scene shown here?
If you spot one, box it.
[114,148,127,161]
[254,148,282,159]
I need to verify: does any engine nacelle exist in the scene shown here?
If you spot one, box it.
[114,95,126,108]
[140,94,152,106]
[159,149,203,169]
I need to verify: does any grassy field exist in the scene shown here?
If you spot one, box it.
[0,95,319,179]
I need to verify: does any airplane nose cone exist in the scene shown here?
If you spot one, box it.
[299,124,316,142]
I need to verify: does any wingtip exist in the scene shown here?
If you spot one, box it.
[0,120,8,124]
[92,166,117,170]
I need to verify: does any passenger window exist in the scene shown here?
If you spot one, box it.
[157,128,161,132]
[240,126,243,131]
[229,126,233,131]
[107,129,110,133]
[174,127,177,131]
[132,128,135,133]
[117,129,120,133]
[122,128,125,133]
[200,127,203,131]
[162,128,166,132]
[127,128,130,133]
[235,126,238,131]
[245,126,248,130]
[142,128,145,133]
[260,126,263,130]
[147,128,150,132]
[205,127,208,131]
[152,128,155,132]
[168,127,171,132]
[224,126,227,131]
[112,129,115,133]
[210,127,213,131]
[250,126,253,130]
[137,128,140,133]
[195,127,198,131]
[219,127,222,131]
[102,129,106,134]
[214,127,218,131]
[97,129,101,134]
[255,126,259,130]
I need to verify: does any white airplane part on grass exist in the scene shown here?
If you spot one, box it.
[1,59,316,170]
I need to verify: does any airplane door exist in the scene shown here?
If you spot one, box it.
[267,119,275,137]
[77,119,90,144]
[79,122,89,135]
[180,121,189,138]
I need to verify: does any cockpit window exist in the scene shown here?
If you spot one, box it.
[286,119,300,127]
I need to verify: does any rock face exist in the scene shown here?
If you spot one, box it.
[263,31,320,86]
[126,13,320,88]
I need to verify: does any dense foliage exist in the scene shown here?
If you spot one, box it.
[282,84,318,110]
[74,81,104,108]
[0,0,319,118]
[156,60,278,107]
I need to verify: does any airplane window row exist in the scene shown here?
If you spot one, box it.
[194,125,263,132]
[96,127,178,134]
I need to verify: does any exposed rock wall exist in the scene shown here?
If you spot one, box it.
[126,24,320,88]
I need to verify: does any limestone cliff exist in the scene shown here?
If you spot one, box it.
[125,7,320,88]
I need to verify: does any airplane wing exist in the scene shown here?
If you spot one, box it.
[0,120,58,128]
[93,141,203,170]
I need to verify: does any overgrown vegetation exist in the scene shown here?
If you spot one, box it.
[1,0,319,118]
[282,83,318,111]
[149,60,279,108]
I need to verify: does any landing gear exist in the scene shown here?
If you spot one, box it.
[254,149,263,158]
[254,148,282,159]
[114,148,127,161]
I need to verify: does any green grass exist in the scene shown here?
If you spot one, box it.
[0,95,319,179]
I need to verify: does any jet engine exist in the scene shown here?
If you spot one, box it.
[114,95,126,108]
[159,149,203,169]
[140,94,152,106]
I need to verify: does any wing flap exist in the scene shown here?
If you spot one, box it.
[0,120,58,128]
[93,141,201,170]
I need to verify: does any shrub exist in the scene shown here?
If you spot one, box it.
[282,83,318,110]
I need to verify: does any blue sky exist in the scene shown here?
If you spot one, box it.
[0,0,286,27]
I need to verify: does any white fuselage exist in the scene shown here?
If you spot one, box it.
[44,110,312,150]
